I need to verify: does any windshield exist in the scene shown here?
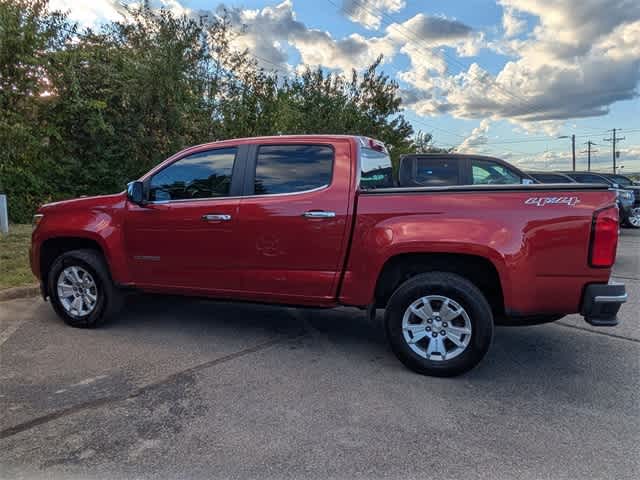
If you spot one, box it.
[360,147,394,189]
[567,173,612,185]
[611,175,632,186]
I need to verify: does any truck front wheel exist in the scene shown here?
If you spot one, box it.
[47,249,122,328]
[385,272,493,377]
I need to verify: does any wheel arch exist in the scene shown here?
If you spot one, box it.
[374,252,505,316]
[40,237,108,297]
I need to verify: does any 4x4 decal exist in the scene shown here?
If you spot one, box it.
[525,196,581,207]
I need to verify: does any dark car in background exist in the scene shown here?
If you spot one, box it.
[526,172,577,184]
[599,173,640,228]
[599,173,640,206]
[559,172,638,228]
[398,154,536,187]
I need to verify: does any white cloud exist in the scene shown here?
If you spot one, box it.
[616,145,640,172]
[221,0,305,71]
[158,0,191,17]
[342,0,406,30]
[48,0,640,144]
[293,31,395,71]
[457,119,491,152]
[501,7,525,38]
[512,150,573,171]
[400,0,640,129]
[49,0,126,26]
[221,1,397,72]
[511,144,640,173]
[386,14,479,97]
[386,13,473,44]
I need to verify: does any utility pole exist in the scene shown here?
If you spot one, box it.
[558,134,576,170]
[583,141,598,171]
[603,128,625,174]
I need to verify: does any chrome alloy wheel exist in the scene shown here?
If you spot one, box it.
[628,207,640,228]
[57,266,98,318]
[402,295,472,361]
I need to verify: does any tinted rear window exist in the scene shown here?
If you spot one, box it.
[414,158,459,186]
[531,173,571,183]
[360,147,394,189]
[254,145,333,195]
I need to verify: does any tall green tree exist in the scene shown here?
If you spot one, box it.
[1,0,442,223]
[0,0,70,221]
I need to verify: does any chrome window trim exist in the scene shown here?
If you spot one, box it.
[146,195,243,205]
[145,186,331,203]
[247,143,335,197]
[147,146,241,202]
[243,184,330,199]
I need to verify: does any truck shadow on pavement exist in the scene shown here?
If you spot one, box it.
[111,293,626,385]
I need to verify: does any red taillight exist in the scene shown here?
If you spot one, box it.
[589,206,619,267]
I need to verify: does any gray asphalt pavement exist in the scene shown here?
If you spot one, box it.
[1,230,639,480]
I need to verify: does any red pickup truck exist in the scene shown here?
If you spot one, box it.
[30,135,627,376]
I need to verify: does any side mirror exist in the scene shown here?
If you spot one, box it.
[126,181,145,205]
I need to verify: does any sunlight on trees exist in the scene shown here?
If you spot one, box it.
[0,0,440,222]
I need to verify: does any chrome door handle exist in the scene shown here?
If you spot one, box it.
[202,214,232,222]
[302,210,336,218]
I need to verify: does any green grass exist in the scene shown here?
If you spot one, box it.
[0,224,36,289]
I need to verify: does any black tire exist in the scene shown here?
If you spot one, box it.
[47,249,122,328]
[384,272,493,377]
[622,208,640,229]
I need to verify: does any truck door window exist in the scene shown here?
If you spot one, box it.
[471,159,521,185]
[414,159,459,186]
[149,148,237,201]
[253,145,333,195]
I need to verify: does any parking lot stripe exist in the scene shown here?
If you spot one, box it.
[555,321,640,343]
[0,318,28,348]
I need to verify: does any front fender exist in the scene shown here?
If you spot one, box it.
[33,194,130,284]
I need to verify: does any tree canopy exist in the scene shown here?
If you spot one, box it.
[1,0,444,222]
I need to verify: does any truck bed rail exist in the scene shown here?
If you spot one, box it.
[360,183,610,194]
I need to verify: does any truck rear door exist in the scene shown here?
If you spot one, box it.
[236,139,354,304]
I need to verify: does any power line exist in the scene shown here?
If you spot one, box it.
[478,129,640,146]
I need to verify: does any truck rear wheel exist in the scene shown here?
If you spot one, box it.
[384,272,493,377]
[47,249,122,328]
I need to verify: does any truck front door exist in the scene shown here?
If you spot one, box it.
[124,146,245,292]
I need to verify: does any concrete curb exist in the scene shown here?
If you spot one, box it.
[0,285,40,302]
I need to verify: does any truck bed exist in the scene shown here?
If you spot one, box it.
[339,185,616,318]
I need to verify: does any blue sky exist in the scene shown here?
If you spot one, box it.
[51,0,640,173]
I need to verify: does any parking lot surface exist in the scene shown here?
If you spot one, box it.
[1,230,639,479]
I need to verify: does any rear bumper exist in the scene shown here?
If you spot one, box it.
[580,283,627,326]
